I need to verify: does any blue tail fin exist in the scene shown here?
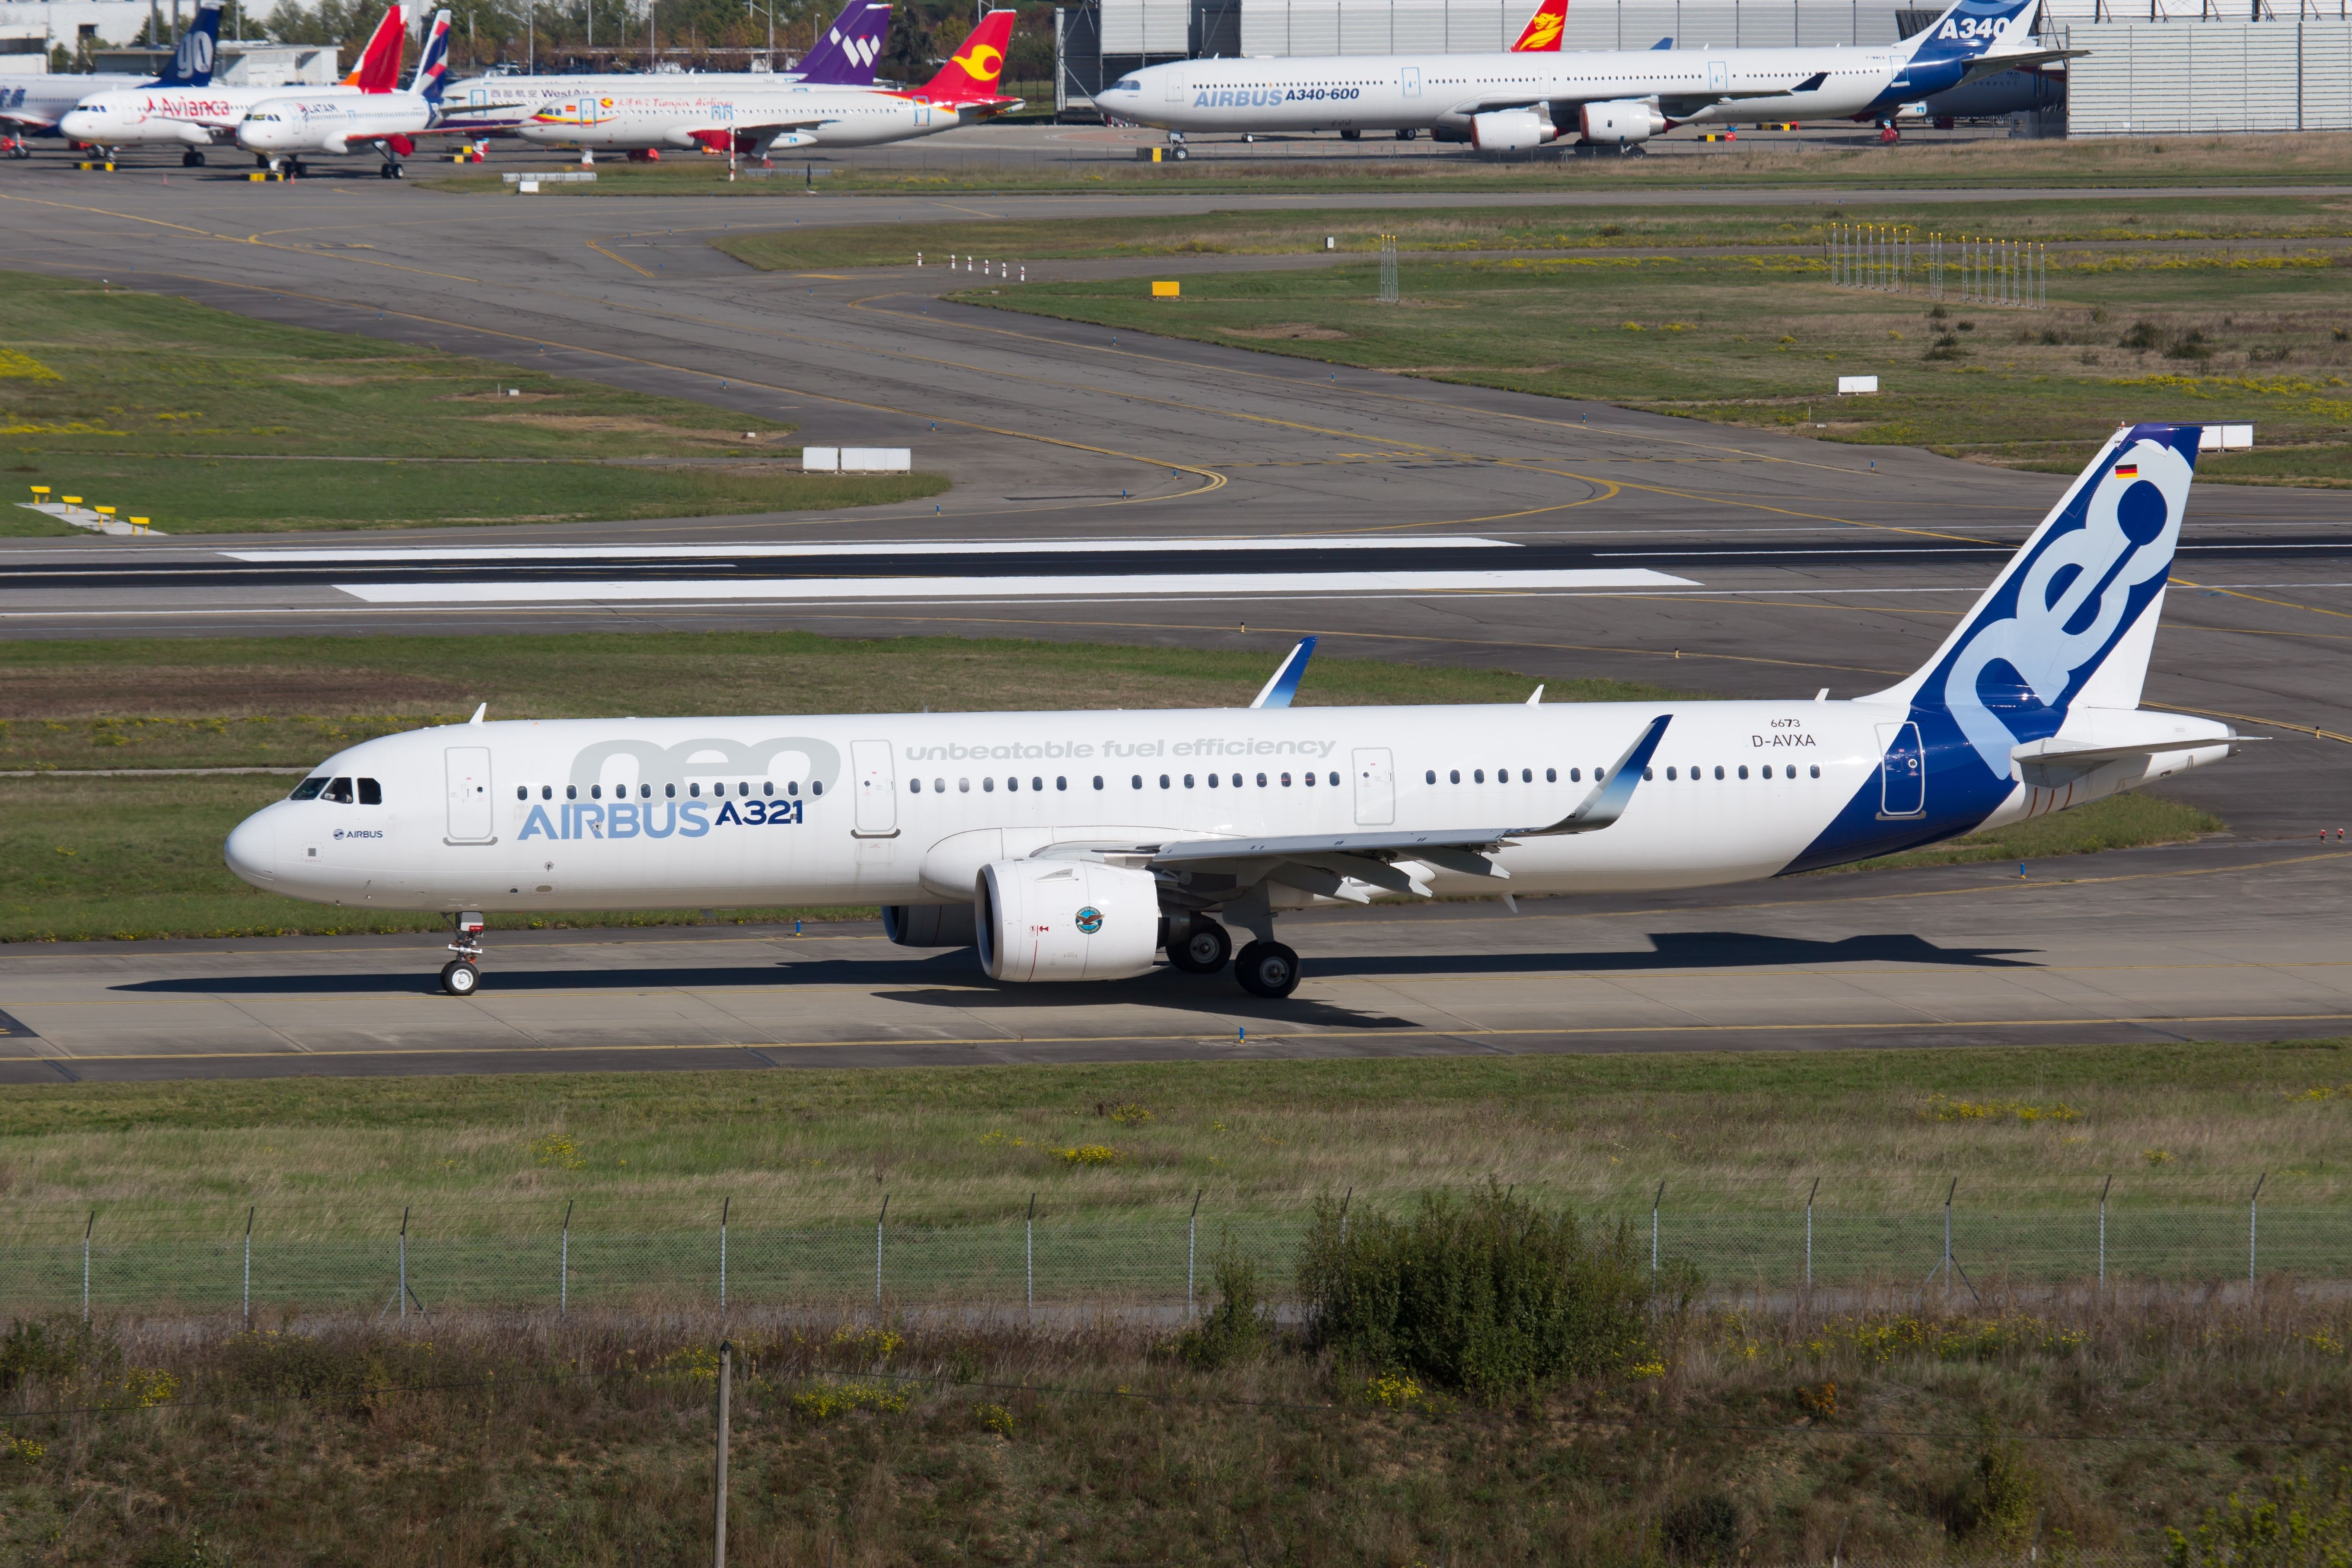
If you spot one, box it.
[151,0,222,86]
[1902,0,2041,70]
[795,0,891,86]
[1874,422,2202,782]
[411,10,452,101]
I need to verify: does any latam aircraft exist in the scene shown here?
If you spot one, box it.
[236,9,457,175]
[227,427,2238,1001]
[515,10,1018,156]
[0,0,220,141]
[427,0,894,140]
[1097,0,2067,148]
[58,2,409,163]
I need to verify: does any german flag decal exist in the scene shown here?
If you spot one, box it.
[2113,463,2139,478]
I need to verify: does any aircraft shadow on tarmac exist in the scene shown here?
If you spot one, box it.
[111,931,2033,1010]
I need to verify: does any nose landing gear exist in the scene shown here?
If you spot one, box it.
[440,909,486,995]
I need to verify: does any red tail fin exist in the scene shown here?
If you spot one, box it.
[352,4,407,92]
[921,9,1013,103]
[1510,0,1567,50]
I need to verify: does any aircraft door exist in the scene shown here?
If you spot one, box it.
[1708,58,1728,90]
[1876,722,1925,819]
[445,746,494,842]
[912,95,931,125]
[851,739,898,836]
[1352,748,1395,826]
[1402,66,1421,97]
[1166,68,1187,102]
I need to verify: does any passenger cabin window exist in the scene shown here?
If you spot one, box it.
[358,778,381,805]
[324,778,354,804]
[290,776,328,800]
[810,781,823,796]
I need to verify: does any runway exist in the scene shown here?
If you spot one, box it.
[0,169,2345,1073]
[0,837,2342,1082]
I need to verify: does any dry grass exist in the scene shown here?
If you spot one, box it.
[3,1281,2348,1565]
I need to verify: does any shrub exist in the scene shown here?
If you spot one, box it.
[2166,329,2214,361]
[1298,1183,1666,1396]
[2119,319,2166,350]
[2166,1466,2352,1568]
[1661,1491,1744,1562]
[0,1315,109,1396]
[1174,1246,1269,1369]
[1964,1437,2045,1548]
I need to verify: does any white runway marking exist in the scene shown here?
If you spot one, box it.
[333,568,1699,605]
[226,535,1517,564]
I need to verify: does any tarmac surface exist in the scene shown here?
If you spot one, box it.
[0,163,2345,1076]
[0,837,2343,1083]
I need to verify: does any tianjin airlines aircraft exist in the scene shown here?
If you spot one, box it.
[225,427,2240,1000]
[1097,0,2069,148]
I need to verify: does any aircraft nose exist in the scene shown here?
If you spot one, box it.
[59,111,97,139]
[223,810,276,886]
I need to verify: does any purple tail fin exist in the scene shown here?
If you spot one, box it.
[796,0,890,84]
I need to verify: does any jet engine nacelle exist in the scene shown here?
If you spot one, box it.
[975,858,1160,982]
[1578,98,1665,144]
[173,121,215,147]
[1469,107,1556,152]
[883,902,978,948]
[320,133,351,155]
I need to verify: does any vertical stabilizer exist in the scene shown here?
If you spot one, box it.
[794,0,891,86]
[1510,0,1568,52]
[152,0,222,86]
[351,4,408,93]
[920,9,1013,102]
[409,9,451,100]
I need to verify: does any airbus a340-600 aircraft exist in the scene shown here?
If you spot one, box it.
[1098,0,2069,149]
[226,427,2241,1001]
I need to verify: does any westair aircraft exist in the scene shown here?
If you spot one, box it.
[0,0,221,142]
[427,0,893,140]
[228,427,2245,1002]
[1097,0,2071,149]
[513,9,1017,156]
[57,2,409,163]
[236,10,468,175]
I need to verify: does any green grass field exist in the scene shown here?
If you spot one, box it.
[967,249,2352,480]
[0,272,942,531]
[1,1038,2336,1228]
[417,128,2352,195]
[717,195,2352,271]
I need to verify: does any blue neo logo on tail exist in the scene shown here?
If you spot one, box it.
[1934,430,2193,778]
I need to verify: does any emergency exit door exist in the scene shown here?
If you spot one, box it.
[1876,722,1925,819]
[851,739,898,836]
[1352,748,1395,826]
[445,746,494,842]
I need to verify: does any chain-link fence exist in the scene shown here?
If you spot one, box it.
[0,1177,2333,1320]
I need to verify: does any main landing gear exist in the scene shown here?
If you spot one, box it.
[378,160,405,178]
[1166,915,1300,998]
[180,149,207,167]
[440,909,486,995]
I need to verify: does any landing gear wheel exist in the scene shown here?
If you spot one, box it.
[439,959,480,996]
[290,157,307,177]
[1233,940,1300,999]
[1339,127,1362,141]
[1168,919,1232,974]
[379,161,404,178]
[181,149,206,167]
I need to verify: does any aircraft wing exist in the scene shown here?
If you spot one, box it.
[1446,71,1824,121]
[1134,714,1673,901]
[1950,47,2086,89]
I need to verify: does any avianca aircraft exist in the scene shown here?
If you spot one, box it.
[514,9,1018,156]
[229,427,2240,1002]
[0,0,220,142]
[1097,0,2070,149]
[428,0,894,139]
[237,10,468,175]
[58,2,408,163]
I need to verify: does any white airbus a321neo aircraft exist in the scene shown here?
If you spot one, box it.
[227,425,2242,1000]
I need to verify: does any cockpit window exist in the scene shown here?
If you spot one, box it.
[323,777,354,804]
[358,778,382,805]
[1111,75,1141,91]
[289,776,328,800]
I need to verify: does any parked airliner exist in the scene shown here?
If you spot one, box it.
[427,0,893,140]
[226,427,2239,1001]
[513,10,1017,156]
[1097,0,2068,148]
[58,2,408,163]
[236,10,460,175]
[0,0,220,143]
